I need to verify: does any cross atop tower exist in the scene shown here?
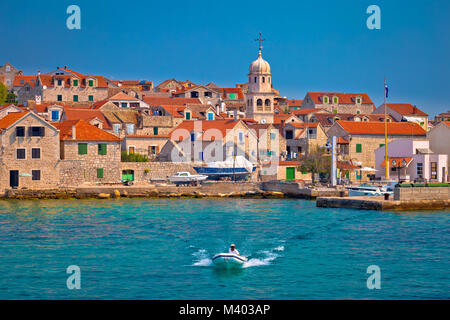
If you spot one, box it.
[255,32,265,51]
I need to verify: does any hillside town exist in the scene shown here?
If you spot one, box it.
[0,43,449,194]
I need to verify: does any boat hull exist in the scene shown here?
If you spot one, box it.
[193,166,256,181]
[212,253,248,268]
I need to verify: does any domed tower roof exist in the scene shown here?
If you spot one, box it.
[249,49,271,74]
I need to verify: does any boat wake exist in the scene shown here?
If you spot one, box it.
[191,246,284,268]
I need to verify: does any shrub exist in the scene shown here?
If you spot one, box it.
[121,151,149,162]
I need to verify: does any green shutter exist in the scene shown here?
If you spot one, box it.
[88,95,93,101]
[379,144,385,148]
[97,168,104,179]
[78,143,87,155]
[186,112,191,120]
[356,144,362,153]
[153,127,158,135]
[88,80,93,86]
[73,79,78,86]
[229,93,236,99]
[73,95,78,102]
[98,143,107,155]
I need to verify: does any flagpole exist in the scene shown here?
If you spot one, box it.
[384,78,389,180]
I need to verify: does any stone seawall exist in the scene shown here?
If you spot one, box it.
[394,186,449,201]
[261,180,346,199]
[1,182,283,200]
[120,162,197,183]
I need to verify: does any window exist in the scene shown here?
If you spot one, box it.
[149,145,157,156]
[73,79,78,86]
[262,77,265,83]
[190,91,199,98]
[323,96,329,103]
[204,91,212,97]
[98,143,107,155]
[285,130,293,139]
[238,132,244,142]
[73,95,78,102]
[78,143,88,155]
[417,163,423,178]
[257,99,263,106]
[51,110,59,121]
[57,79,63,86]
[32,170,41,181]
[356,110,361,114]
[126,124,134,134]
[265,99,271,107]
[356,98,361,104]
[121,102,128,108]
[356,144,362,153]
[30,127,45,137]
[113,124,120,133]
[31,148,41,159]
[97,168,104,179]
[128,147,135,154]
[6,66,10,72]
[88,95,94,101]
[190,133,195,141]
[88,80,93,87]
[153,127,158,135]
[270,132,276,140]
[333,109,338,114]
[57,95,62,102]
[16,127,25,137]
[207,112,214,121]
[333,97,338,104]
[379,144,385,148]
[229,93,236,99]
[185,112,191,120]
[16,148,26,159]
[254,77,257,83]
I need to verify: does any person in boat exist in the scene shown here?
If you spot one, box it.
[229,244,240,255]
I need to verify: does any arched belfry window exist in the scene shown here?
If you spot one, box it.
[262,77,265,83]
[257,99,263,106]
[265,99,271,106]
[254,77,257,83]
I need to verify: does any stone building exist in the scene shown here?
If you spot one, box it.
[54,120,122,186]
[13,67,109,105]
[373,103,429,131]
[245,44,275,124]
[283,122,328,159]
[157,119,258,163]
[427,121,450,169]
[0,111,60,191]
[326,120,427,170]
[0,104,23,119]
[301,92,375,114]
[0,62,21,90]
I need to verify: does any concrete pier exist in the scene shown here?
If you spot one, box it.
[317,196,450,211]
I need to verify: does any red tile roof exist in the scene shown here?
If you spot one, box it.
[0,112,28,132]
[125,134,170,139]
[386,103,428,116]
[337,120,426,135]
[63,108,112,130]
[13,75,38,87]
[292,108,324,116]
[143,96,201,106]
[108,92,139,101]
[171,120,243,141]
[307,92,374,105]
[288,99,303,107]
[220,87,244,100]
[53,120,121,141]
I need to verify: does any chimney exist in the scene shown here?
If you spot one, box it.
[37,70,40,75]
[71,125,76,140]
[216,104,220,115]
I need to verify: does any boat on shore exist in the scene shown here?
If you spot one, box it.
[212,253,248,267]
[168,172,208,186]
[193,156,256,181]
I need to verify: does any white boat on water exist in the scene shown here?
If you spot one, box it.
[212,253,248,267]
[346,184,393,197]
[168,172,208,186]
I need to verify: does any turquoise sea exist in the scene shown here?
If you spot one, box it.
[0,198,448,299]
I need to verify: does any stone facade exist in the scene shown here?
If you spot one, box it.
[119,162,196,184]
[0,112,60,192]
[0,62,21,90]
[394,186,449,201]
[301,92,375,114]
[59,140,121,186]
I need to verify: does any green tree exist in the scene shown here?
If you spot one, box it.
[297,146,331,184]
[0,82,7,104]
[5,92,17,104]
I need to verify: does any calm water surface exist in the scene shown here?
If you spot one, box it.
[0,198,448,299]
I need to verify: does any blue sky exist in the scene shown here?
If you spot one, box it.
[0,0,448,116]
